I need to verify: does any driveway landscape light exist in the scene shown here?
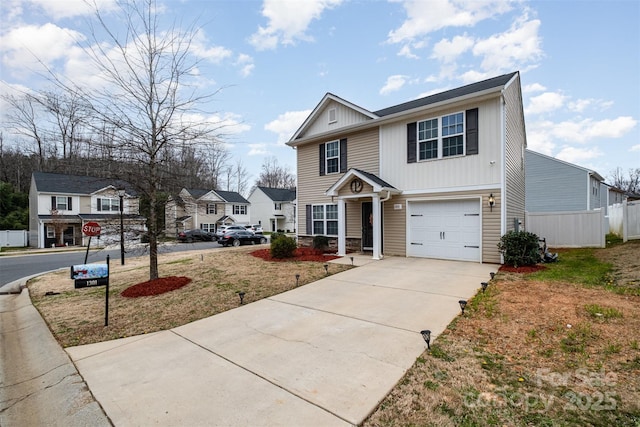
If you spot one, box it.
[459,300,467,315]
[420,330,431,350]
[490,272,495,280]
[295,274,300,287]
[324,263,329,275]
[238,291,246,305]
[481,282,489,292]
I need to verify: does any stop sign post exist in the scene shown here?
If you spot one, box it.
[82,222,101,263]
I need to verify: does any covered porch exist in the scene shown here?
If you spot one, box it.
[326,169,400,260]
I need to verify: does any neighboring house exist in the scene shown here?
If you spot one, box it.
[247,186,296,232]
[287,71,527,263]
[29,172,145,248]
[603,183,627,210]
[525,149,612,213]
[165,188,250,236]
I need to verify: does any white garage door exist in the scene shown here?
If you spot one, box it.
[408,199,480,261]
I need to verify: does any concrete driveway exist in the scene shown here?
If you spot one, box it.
[66,256,496,426]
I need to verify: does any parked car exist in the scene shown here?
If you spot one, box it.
[245,224,264,233]
[177,229,216,243]
[218,230,268,247]
[215,225,246,238]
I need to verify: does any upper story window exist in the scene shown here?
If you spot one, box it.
[274,203,282,210]
[326,141,339,174]
[207,203,217,214]
[233,205,247,215]
[417,112,464,161]
[408,108,478,163]
[51,196,72,211]
[97,197,120,212]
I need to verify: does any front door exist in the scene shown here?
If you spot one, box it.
[362,202,373,250]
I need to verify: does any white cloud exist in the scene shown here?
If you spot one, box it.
[248,143,270,156]
[568,98,614,113]
[554,117,637,142]
[555,146,604,164]
[471,15,543,75]
[380,75,408,95]
[525,91,566,115]
[523,83,546,93]
[387,0,515,44]
[265,110,312,144]
[0,23,85,78]
[235,54,255,77]
[431,34,474,63]
[249,0,343,50]
[27,0,117,19]
[398,45,419,59]
[192,30,233,63]
[630,145,640,152]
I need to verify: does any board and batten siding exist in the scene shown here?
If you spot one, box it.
[525,150,588,212]
[296,128,380,236]
[304,100,374,138]
[379,97,503,191]
[503,74,526,232]
[381,190,501,263]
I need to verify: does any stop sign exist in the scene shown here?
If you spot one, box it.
[82,222,101,236]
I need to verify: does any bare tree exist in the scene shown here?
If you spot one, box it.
[2,93,48,169]
[255,156,296,189]
[201,142,231,189]
[41,89,90,160]
[233,159,250,196]
[53,0,226,280]
[610,167,640,195]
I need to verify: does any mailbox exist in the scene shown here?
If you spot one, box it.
[71,264,109,288]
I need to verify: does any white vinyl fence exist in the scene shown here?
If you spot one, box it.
[608,200,640,242]
[0,230,28,248]
[525,209,606,248]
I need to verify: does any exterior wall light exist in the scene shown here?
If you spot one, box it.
[488,194,495,212]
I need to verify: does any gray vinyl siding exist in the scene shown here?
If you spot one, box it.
[503,74,526,231]
[525,150,588,212]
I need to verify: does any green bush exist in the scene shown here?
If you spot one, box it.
[270,232,286,242]
[270,235,297,259]
[497,230,540,267]
[312,235,329,252]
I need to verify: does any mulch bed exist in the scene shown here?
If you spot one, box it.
[250,247,342,262]
[498,264,547,273]
[121,276,192,297]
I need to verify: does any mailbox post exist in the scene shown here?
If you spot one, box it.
[71,255,111,326]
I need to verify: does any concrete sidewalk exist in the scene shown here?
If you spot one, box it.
[0,283,111,426]
[66,256,496,426]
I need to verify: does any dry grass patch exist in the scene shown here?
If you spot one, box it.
[364,242,640,427]
[28,246,351,347]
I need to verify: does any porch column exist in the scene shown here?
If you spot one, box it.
[337,198,346,256]
[372,194,381,260]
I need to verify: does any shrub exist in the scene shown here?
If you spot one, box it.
[270,232,286,242]
[312,235,329,252]
[497,230,540,267]
[270,235,297,259]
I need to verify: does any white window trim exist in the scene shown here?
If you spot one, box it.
[206,203,217,214]
[233,204,247,215]
[417,111,466,161]
[55,196,69,211]
[99,197,120,212]
[325,140,340,174]
[312,204,338,236]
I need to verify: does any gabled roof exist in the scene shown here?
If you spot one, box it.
[374,72,518,117]
[257,186,296,202]
[215,190,249,204]
[326,168,399,197]
[291,93,378,140]
[526,149,605,182]
[183,188,249,204]
[288,71,519,146]
[32,172,137,196]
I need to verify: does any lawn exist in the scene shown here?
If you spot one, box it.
[363,240,640,426]
[28,245,352,347]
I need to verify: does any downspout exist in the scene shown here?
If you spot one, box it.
[586,173,592,210]
[380,190,391,202]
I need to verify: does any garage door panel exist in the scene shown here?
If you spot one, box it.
[408,200,480,262]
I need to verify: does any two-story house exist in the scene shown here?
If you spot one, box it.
[525,149,625,214]
[165,188,251,236]
[287,72,527,263]
[29,172,146,248]
[247,186,296,232]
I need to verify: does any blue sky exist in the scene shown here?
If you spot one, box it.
[1,0,638,188]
